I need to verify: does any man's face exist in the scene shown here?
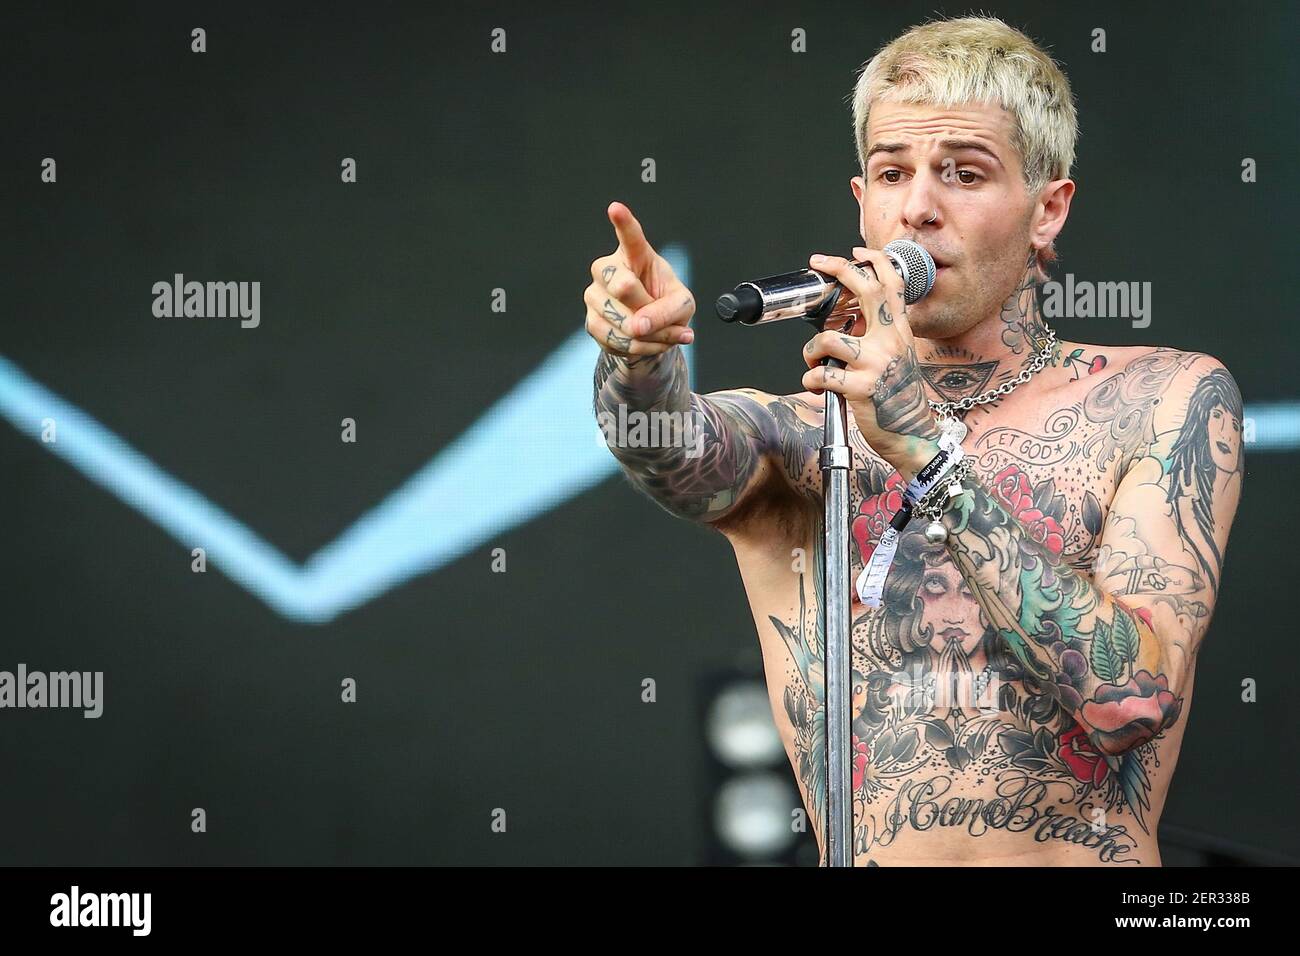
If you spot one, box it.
[853,101,1038,339]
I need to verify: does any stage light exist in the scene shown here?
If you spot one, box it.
[713,772,799,859]
[705,680,784,769]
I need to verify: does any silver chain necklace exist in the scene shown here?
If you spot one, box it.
[909,323,1060,546]
[928,323,1058,421]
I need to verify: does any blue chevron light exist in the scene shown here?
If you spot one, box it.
[0,246,694,623]
[1241,401,1300,452]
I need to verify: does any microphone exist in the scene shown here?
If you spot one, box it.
[715,239,936,326]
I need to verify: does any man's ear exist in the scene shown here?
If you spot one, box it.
[851,174,867,242]
[1032,178,1075,250]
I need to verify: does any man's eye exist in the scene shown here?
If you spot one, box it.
[882,169,903,183]
[956,170,979,184]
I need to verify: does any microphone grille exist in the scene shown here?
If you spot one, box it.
[884,239,936,304]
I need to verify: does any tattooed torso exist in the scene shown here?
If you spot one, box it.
[710,343,1239,866]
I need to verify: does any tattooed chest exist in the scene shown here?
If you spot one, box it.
[764,409,1164,862]
[847,406,1121,578]
[837,411,1124,765]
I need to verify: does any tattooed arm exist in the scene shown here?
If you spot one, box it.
[1090,357,1245,672]
[940,356,1243,759]
[585,202,811,528]
[594,346,807,527]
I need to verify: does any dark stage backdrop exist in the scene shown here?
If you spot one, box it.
[2,1,1296,865]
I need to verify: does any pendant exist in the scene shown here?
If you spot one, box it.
[924,520,948,544]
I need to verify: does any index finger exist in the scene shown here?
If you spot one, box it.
[608,201,656,274]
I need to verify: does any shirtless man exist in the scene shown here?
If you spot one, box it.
[583,16,1242,866]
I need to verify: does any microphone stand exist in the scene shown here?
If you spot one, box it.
[717,241,931,867]
[804,290,856,868]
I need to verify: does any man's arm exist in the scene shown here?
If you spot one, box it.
[593,345,806,528]
[940,355,1243,759]
[586,202,820,531]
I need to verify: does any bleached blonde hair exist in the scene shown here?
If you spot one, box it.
[850,16,1077,271]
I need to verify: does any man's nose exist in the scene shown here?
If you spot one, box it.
[901,172,941,230]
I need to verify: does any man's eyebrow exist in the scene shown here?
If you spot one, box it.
[865,142,907,161]
[865,139,1004,167]
[938,139,1004,167]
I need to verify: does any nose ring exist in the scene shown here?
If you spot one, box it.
[924,209,937,225]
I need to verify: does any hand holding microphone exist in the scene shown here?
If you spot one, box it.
[717,240,943,477]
